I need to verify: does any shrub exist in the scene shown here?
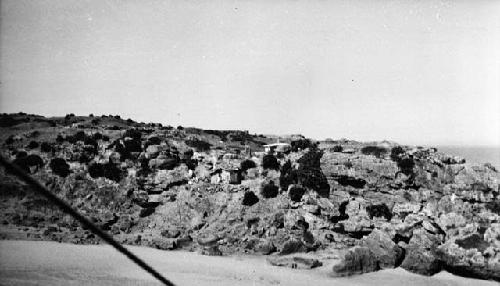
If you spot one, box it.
[112,140,129,160]
[335,175,366,189]
[26,141,39,149]
[5,136,14,145]
[261,181,279,198]
[56,134,65,143]
[366,204,392,220]
[185,139,211,152]
[73,131,86,142]
[332,145,343,152]
[397,158,415,176]
[123,129,142,140]
[296,149,330,197]
[279,160,297,191]
[262,154,280,170]
[15,151,28,159]
[145,136,162,147]
[89,163,105,178]
[92,132,103,140]
[124,138,142,153]
[49,158,71,177]
[88,162,122,182]
[291,139,313,152]
[13,154,43,173]
[91,118,100,125]
[242,191,259,206]
[390,146,405,162]
[240,159,257,172]
[485,201,500,215]
[40,142,53,153]
[288,185,305,202]
[361,146,387,158]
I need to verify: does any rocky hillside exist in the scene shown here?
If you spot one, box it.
[0,112,499,281]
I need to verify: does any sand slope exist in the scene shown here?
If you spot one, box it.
[0,240,498,286]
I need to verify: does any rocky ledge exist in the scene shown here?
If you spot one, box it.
[0,113,499,281]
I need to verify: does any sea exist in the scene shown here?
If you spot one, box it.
[436,146,500,169]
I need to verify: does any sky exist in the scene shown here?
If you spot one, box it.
[1,0,499,146]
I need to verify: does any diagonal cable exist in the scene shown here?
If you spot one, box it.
[0,155,176,286]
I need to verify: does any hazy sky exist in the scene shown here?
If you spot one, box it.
[1,0,499,146]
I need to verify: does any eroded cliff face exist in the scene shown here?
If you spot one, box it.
[0,113,499,281]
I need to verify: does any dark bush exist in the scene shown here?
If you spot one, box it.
[361,146,387,158]
[279,160,297,191]
[145,136,162,147]
[183,149,194,159]
[332,145,343,152]
[397,158,415,176]
[296,149,330,197]
[112,140,129,160]
[73,131,86,142]
[88,163,104,178]
[124,138,142,153]
[92,133,103,140]
[56,134,65,143]
[485,201,500,215]
[335,175,366,189]
[261,181,279,198]
[49,158,71,177]
[185,139,211,152]
[240,159,257,172]
[13,157,30,172]
[29,131,40,138]
[291,139,313,152]
[40,142,53,153]
[177,126,184,130]
[366,204,392,220]
[26,154,43,167]
[242,191,259,206]
[288,185,306,202]
[26,141,39,149]
[123,129,142,140]
[13,154,43,173]
[262,154,280,170]
[78,153,91,164]
[390,146,405,162]
[84,137,98,149]
[102,135,110,142]
[5,136,14,145]
[15,151,28,158]
[91,118,100,125]
[102,162,122,182]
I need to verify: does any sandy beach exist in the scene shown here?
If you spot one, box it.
[0,240,497,286]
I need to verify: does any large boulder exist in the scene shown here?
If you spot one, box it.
[331,246,379,276]
[360,229,403,269]
[437,232,500,281]
[401,228,443,275]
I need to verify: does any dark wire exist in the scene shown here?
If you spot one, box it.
[0,155,176,286]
